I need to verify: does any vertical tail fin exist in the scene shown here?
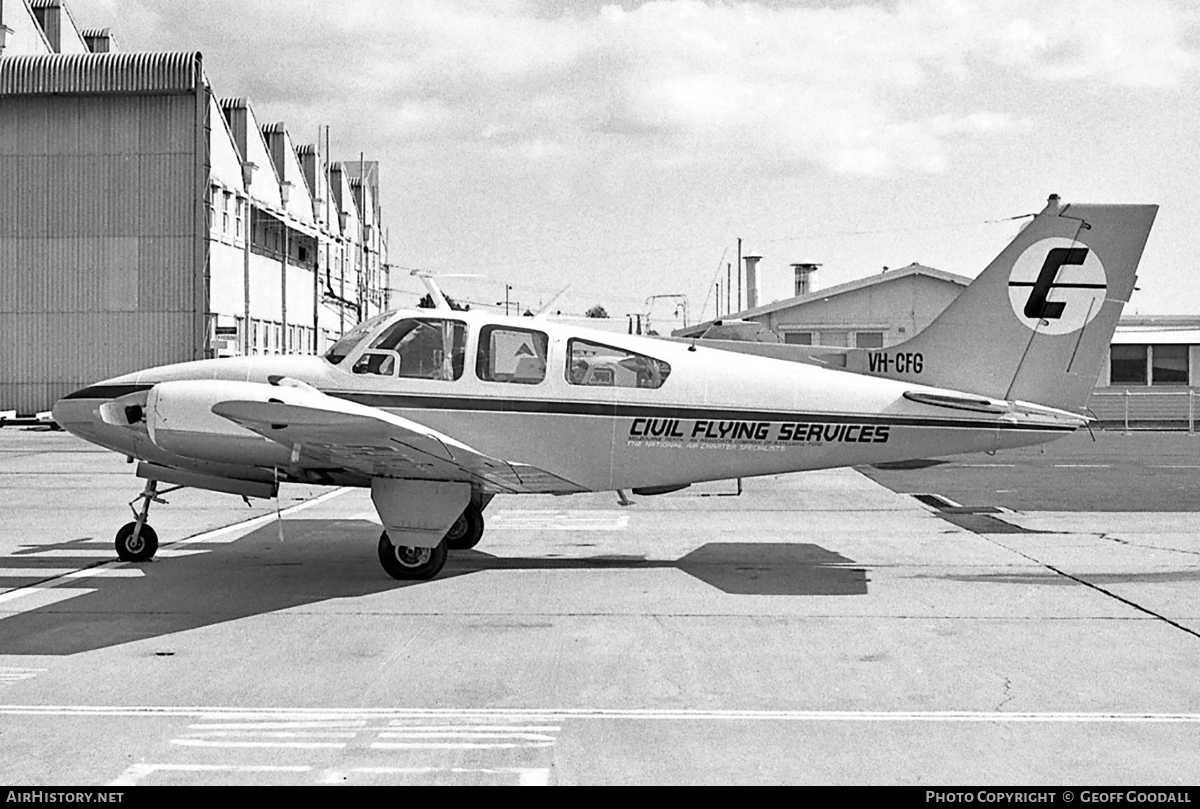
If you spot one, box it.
[850,195,1157,412]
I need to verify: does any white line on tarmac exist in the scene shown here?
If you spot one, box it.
[9,705,1200,723]
[171,739,347,749]
[370,742,555,750]
[111,763,312,786]
[0,488,351,614]
[1053,464,1111,468]
[377,732,558,741]
[179,488,351,545]
[0,568,143,578]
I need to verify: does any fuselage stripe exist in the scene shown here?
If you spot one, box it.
[60,384,1076,434]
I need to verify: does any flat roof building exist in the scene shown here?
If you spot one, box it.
[677,258,1200,430]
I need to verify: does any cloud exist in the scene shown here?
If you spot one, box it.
[69,0,1200,177]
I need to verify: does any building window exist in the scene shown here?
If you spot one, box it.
[1110,345,1147,386]
[222,191,231,234]
[784,332,813,345]
[236,198,244,239]
[1151,345,1189,386]
[855,331,884,349]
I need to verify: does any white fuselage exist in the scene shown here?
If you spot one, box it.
[53,309,1079,494]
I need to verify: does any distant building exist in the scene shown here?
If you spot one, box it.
[0,0,388,413]
[677,260,1200,428]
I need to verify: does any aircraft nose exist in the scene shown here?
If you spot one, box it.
[52,384,105,439]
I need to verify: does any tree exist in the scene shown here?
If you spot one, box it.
[585,304,609,319]
[418,293,469,311]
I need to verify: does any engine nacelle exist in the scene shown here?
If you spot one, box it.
[146,379,293,467]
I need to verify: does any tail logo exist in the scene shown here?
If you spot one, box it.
[1007,237,1107,335]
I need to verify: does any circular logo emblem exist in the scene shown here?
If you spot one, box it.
[1007,237,1106,335]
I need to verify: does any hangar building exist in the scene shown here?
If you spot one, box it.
[0,0,388,414]
[677,261,1200,429]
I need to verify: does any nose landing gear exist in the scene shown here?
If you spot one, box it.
[116,479,180,562]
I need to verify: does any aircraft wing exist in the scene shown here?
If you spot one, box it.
[211,392,587,495]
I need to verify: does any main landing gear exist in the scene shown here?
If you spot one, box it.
[115,479,180,562]
[377,501,487,581]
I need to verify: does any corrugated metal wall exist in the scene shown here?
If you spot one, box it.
[0,90,199,412]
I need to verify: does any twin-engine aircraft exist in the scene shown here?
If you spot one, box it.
[53,196,1157,581]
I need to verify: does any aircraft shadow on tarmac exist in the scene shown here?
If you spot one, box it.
[0,520,867,656]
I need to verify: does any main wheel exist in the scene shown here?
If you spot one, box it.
[116,522,158,562]
[443,502,485,550]
[378,531,447,581]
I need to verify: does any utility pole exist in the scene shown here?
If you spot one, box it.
[736,237,742,314]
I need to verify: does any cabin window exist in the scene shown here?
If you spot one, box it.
[566,339,671,389]
[783,332,813,345]
[354,318,467,379]
[476,326,549,384]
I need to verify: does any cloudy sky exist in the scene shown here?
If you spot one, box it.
[72,0,1200,327]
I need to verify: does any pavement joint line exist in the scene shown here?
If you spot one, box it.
[0,487,352,608]
[981,536,1200,643]
[7,705,1200,722]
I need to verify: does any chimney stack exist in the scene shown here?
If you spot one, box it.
[744,255,762,310]
[792,263,820,297]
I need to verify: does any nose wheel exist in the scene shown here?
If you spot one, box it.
[115,478,179,562]
[378,531,448,580]
[116,521,158,562]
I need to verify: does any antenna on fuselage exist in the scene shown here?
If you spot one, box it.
[532,285,571,320]
[410,269,451,311]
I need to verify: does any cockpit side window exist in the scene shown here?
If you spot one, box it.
[476,326,549,384]
[323,312,392,365]
[352,318,467,380]
[566,339,672,389]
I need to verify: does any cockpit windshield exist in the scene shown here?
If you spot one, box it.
[323,312,394,365]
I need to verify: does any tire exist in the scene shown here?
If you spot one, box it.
[378,531,447,581]
[443,502,485,550]
[116,522,158,562]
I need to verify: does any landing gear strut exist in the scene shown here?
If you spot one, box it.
[116,479,179,562]
[378,532,447,580]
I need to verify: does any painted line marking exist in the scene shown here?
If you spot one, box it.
[370,742,555,750]
[385,723,561,732]
[190,720,368,730]
[490,511,630,531]
[187,730,359,738]
[171,739,347,749]
[179,488,352,545]
[377,731,558,741]
[12,705,1200,723]
[0,568,141,578]
[1052,464,1110,468]
[954,464,1016,468]
[0,488,351,615]
[111,763,311,786]
[19,549,209,559]
[0,667,45,689]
